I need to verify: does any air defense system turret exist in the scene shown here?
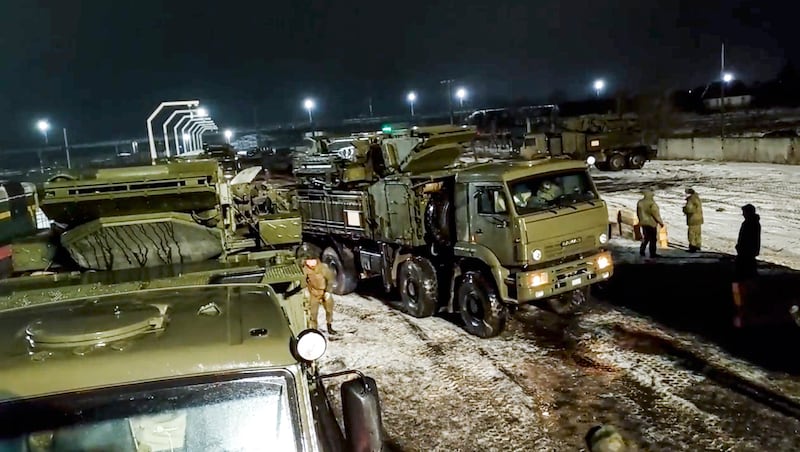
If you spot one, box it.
[12,159,301,274]
[293,125,614,338]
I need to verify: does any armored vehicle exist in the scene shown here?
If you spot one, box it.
[294,125,613,338]
[22,159,300,273]
[0,263,385,452]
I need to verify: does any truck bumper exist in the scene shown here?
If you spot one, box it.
[510,251,613,303]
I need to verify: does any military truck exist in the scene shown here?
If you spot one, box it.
[293,125,613,338]
[520,115,657,171]
[9,158,301,274]
[0,262,386,452]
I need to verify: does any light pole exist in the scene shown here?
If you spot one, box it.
[593,79,605,98]
[146,100,199,163]
[303,98,315,124]
[406,91,417,117]
[36,120,50,145]
[224,129,233,144]
[174,114,195,153]
[192,121,216,151]
[35,119,50,173]
[198,125,218,149]
[440,79,454,124]
[162,109,197,157]
[186,122,205,152]
[456,87,467,109]
[182,133,191,152]
[181,120,200,153]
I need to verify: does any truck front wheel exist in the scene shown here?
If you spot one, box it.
[322,247,358,295]
[457,272,508,338]
[397,257,437,318]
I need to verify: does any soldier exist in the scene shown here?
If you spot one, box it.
[302,258,337,334]
[536,179,563,203]
[732,204,761,328]
[636,189,664,258]
[682,188,704,252]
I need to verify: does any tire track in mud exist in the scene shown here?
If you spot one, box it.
[331,301,558,451]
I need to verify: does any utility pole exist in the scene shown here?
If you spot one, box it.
[720,42,726,143]
[440,79,455,124]
[63,128,71,169]
[368,97,374,117]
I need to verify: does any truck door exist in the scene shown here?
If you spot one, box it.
[384,182,416,243]
[468,183,514,265]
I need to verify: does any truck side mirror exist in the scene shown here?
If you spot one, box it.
[341,376,384,452]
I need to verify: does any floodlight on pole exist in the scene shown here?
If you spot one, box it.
[162,109,196,157]
[455,88,467,108]
[146,100,200,163]
[224,129,233,143]
[36,119,51,145]
[593,79,605,97]
[407,91,417,116]
[722,72,734,83]
[303,98,315,123]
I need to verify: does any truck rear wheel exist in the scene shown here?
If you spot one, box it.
[397,257,437,318]
[627,152,647,169]
[322,247,358,295]
[608,153,626,171]
[457,272,508,338]
[547,287,589,315]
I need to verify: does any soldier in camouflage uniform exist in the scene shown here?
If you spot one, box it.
[682,188,704,252]
[302,258,337,334]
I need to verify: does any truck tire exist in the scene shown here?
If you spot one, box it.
[397,257,438,318]
[626,152,647,170]
[594,161,610,171]
[424,197,454,246]
[608,153,626,172]
[547,286,589,315]
[457,271,508,338]
[322,246,358,295]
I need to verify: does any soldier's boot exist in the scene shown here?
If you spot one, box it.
[327,323,338,335]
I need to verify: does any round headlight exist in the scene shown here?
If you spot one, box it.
[294,329,327,362]
[599,233,608,244]
[532,249,543,261]
[586,155,597,166]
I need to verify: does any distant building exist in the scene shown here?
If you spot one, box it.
[702,81,753,110]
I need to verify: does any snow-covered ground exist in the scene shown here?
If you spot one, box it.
[594,160,800,270]
[317,289,800,451]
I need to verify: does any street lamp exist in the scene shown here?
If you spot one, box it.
[190,121,215,151]
[303,98,315,124]
[722,72,734,83]
[224,129,233,144]
[146,100,200,163]
[407,91,417,116]
[198,125,218,149]
[455,88,467,108]
[36,120,50,144]
[594,79,605,97]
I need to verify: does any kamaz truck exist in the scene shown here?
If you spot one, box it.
[293,125,613,338]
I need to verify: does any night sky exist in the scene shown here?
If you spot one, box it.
[1,0,796,147]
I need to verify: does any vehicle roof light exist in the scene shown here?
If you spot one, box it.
[293,329,327,362]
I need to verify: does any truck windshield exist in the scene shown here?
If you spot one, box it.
[508,170,597,215]
[0,373,301,452]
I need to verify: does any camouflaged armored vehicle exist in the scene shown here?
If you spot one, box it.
[8,158,301,274]
[294,125,613,338]
[0,262,385,452]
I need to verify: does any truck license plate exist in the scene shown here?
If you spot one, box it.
[571,277,582,287]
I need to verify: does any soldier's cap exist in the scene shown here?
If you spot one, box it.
[685,188,695,194]
[304,258,319,268]
[586,425,627,452]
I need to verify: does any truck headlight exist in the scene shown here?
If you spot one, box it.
[531,249,542,261]
[526,271,549,288]
[596,254,612,270]
[599,233,608,244]
[586,155,597,166]
[293,329,327,362]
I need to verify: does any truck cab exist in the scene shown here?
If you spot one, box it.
[0,265,385,452]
